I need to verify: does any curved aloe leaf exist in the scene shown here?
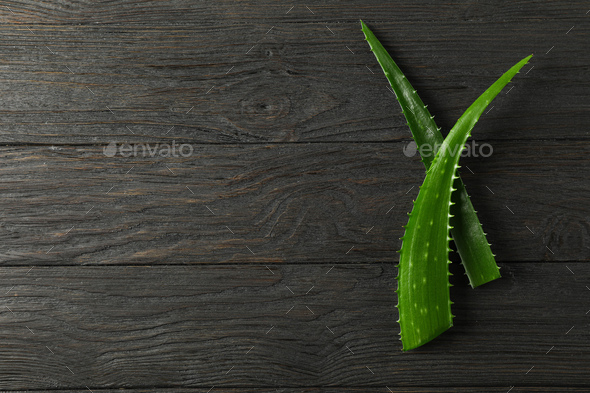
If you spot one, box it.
[397,55,532,350]
[360,20,500,288]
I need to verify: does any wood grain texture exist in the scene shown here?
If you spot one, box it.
[0,10,587,143]
[1,263,589,390]
[0,141,587,265]
[0,1,588,391]
[0,0,587,24]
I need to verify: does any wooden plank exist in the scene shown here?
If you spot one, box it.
[0,19,587,144]
[0,0,586,25]
[0,141,587,265]
[0,263,588,390]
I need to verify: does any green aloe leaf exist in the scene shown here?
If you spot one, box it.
[361,20,500,288]
[396,54,532,350]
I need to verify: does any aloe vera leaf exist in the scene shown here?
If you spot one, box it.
[360,20,500,288]
[396,54,533,351]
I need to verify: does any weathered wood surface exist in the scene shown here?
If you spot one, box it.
[2,0,586,24]
[1,1,588,392]
[0,10,588,144]
[0,141,587,265]
[1,263,589,390]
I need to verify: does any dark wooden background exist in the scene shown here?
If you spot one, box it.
[0,1,588,392]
